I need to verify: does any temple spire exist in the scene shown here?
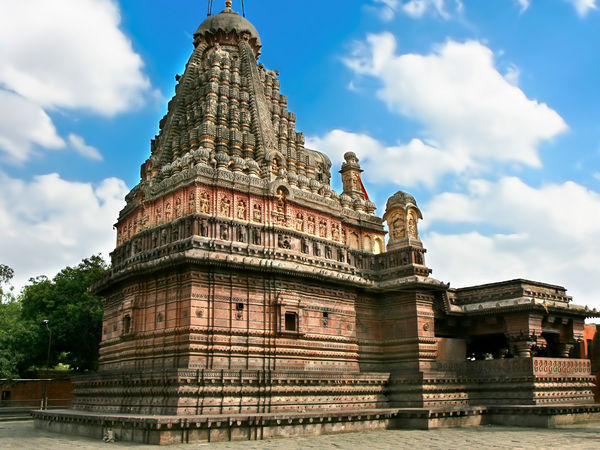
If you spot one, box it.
[226,0,232,8]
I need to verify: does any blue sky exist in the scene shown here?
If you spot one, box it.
[1,0,600,313]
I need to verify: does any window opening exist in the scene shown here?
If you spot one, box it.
[284,312,297,332]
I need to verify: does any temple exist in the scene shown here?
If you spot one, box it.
[34,3,600,445]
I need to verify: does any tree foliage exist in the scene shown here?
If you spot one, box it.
[0,255,108,378]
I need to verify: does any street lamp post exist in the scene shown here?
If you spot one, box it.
[41,320,52,410]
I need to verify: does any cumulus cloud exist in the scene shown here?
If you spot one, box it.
[421,177,600,310]
[0,172,128,291]
[0,90,65,163]
[0,0,154,163]
[344,33,567,172]
[307,129,463,188]
[0,0,151,115]
[68,134,103,161]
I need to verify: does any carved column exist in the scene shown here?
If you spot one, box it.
[557,342,574,358]
[509,337,535,358]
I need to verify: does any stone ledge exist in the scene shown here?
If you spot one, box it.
[33,404,600,445]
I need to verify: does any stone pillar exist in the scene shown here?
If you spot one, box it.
[510,338,535,358]
[557,342,574,358]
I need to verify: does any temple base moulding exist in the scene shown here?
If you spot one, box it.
[32,405,600,445]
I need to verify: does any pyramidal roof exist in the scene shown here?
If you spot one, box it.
[131,2,377,216]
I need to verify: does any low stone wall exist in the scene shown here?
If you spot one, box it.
[71,369,390,415]
[32,404,600,444]
[389,358,596,408]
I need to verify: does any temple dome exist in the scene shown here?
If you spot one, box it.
[385,190,422,219]
[194,5,261,50]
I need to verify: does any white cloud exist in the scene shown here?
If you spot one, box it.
[0,0,151,116]
[515,0,530,12]
[68,134,103,161]
[307,129,463,188]
[504,63,520,85]
[564,0,597,16]
[345,33,567,172]
[0,0,154,164]
[0,90,65,163]
[374,0,400,21]
[373,0,462,20]
[0,172,128,291]
[421,177,600,310]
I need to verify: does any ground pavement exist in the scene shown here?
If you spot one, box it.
[2,420,600,449]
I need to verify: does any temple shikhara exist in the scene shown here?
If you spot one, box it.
[34,2,600,444]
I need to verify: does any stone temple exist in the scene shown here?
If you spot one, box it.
[34,2,600,445]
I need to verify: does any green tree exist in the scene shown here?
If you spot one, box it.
[19,255,108,373]
[0,264,32,378]
[0,264,15,301]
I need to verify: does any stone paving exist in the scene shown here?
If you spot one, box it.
[2,420,600,449]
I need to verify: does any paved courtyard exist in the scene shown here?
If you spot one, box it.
[2,420,600,449]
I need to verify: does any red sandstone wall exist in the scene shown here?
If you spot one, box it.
[99,269,364,372]
[0,379,74,408]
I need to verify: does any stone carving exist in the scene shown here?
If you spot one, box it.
[331,225,340,241]
[390,211,406,240]
[175,197,182,218]
[165,202,172,221]
[253,204,262,222]
[318,220,327,238]
[408,212,418,239]
[188,192,196,213]
[307,216,315,234]
[276,188,286,213]
[220,197,231,217]
[295,213,304,232]
[199,192,210,214]
[278,234,291,249]
[237,200,246,220]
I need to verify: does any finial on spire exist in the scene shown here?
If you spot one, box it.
[226,0,232,8]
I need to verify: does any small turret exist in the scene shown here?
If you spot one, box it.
[383,191,423,250]
[340,152,366,200]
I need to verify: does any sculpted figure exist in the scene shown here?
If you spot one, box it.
[220,197,231,217]
[331,225,340,241]
[408,213,418,238]
[392,214,405,240]
[199,192,210,214]
[319,220,327,238]
[253,204,262,222]
[296,213,304,232]
[165,202,172,221]
[175,198,182,217]
[156,206,162,224]
[351,172,360,189]
[307,216,315,234]
[272,158,281,175]
[276,188,286,213]
[237,200,246,220]
[188,192,196,213]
